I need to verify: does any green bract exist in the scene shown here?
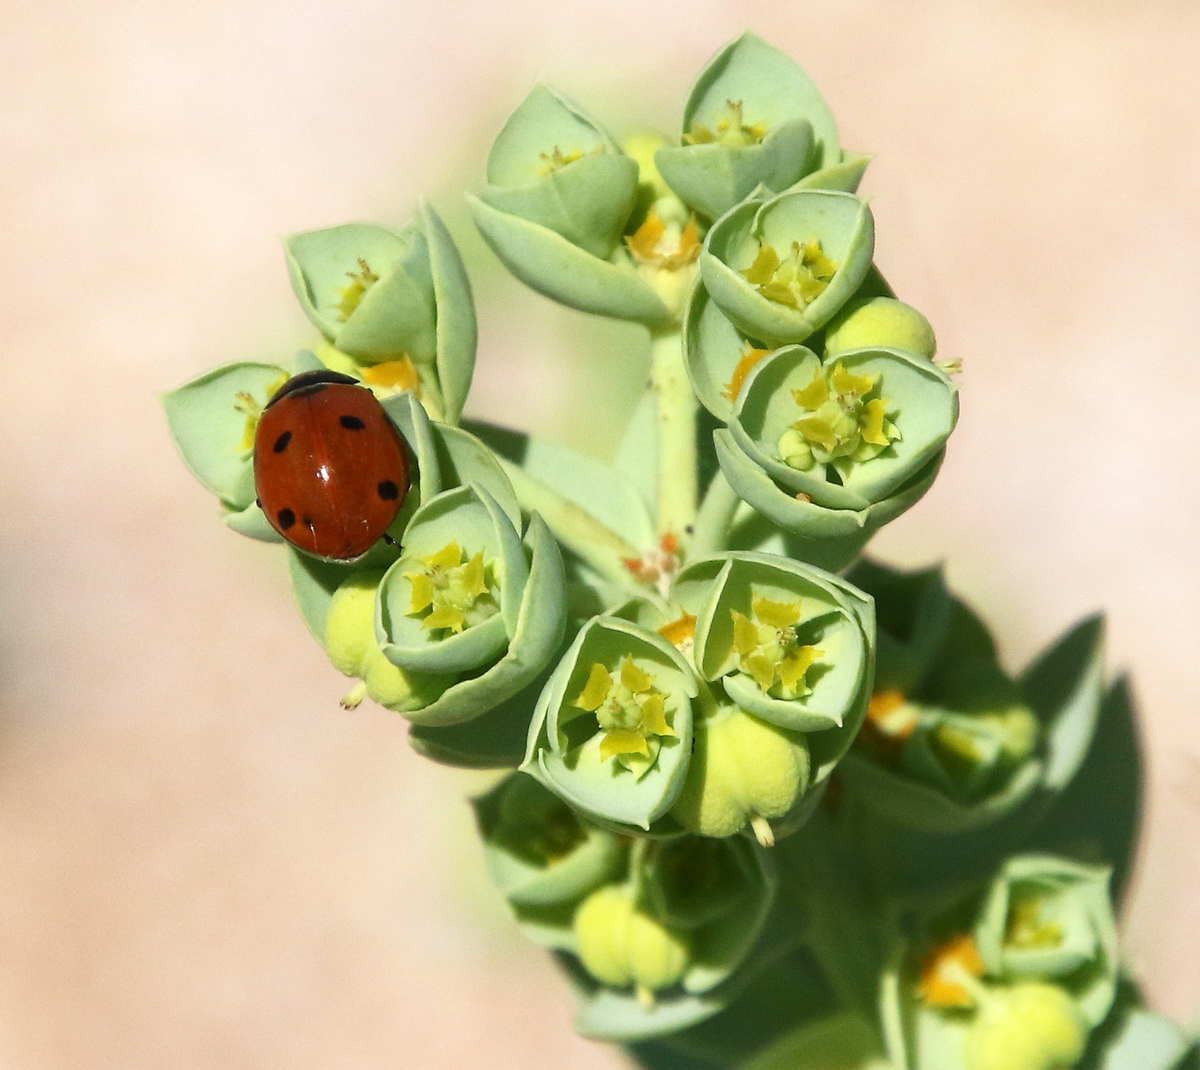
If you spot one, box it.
[469,86,673,326]
[162,359,290,538]
[838,562,1105,841]
[700,189,875,346]
[283,203,476,422]
[712,344,955,570]
[481,85,636,259]
[729,346,957,512]
[473,773,627,948]
[654,33,868,225]
[677,553,872,734]
[974,856,1118,1027]
[524,617,698,833]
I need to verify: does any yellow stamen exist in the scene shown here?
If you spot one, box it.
[658,613,697,647]
[334,258,379,322]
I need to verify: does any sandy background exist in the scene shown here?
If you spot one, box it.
[2,0,1198,1066]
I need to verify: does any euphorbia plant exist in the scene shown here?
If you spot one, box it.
[164,32,1190,1070]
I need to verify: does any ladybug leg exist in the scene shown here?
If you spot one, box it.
[381,532,399,548]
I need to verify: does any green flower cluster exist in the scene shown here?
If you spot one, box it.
[163,32,1180,1070]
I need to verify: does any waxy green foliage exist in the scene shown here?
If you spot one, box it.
[163,30,1159,1070]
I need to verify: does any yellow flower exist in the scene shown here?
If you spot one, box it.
[573,657,677,776]
[404,541,495,634]
[778,361,901,472]
[730,595,823,699]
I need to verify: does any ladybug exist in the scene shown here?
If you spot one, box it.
[253,370,410,560]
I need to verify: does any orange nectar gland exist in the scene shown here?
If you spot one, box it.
[856,689,919,761]
[658,613,697,651]
[917,934,986,1010]
[624,534,681,588]
[624,212,702,271]
[722,344,772,404]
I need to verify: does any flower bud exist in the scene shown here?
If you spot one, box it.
[965,983,1087,1070]
[824,296,937,361]
[574,885,690,1003]
[654,33,856,222]
[671,702,810,845]
[525,616,698,833]
[469,87,672,326]
[324,569,384,676]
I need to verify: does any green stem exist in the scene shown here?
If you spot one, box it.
[497,456,639,591]
[649,327,697,540]
[690,469,741,558]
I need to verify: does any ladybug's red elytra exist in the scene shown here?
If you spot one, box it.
[253,370,410,561]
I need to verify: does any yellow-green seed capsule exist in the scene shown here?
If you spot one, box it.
[573,885,690,1004]
[324,570,386,676]
[824,296,937,360]
[671,705,810,845]
[965,982,1087,1070]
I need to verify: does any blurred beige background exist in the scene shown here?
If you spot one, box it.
[2,0,1198,1066]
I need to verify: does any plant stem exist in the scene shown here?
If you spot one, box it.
[690,469,740,558]
[649,327,697,541]
[497,456,640,591]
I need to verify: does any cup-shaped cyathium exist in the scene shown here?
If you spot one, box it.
[473,773,627,949]
[839,562,1105,835]
[883,855,1118,1070]
[284,204,476,422]
[372,484,566,725]
[524,617,698,833]
[468,86,672,325]
[700,189,874,347]
[570,835,776,1025]
[654,32,860,223]
[666,552,874,844]
[973,856,1118,1028]
[715,345,958,568]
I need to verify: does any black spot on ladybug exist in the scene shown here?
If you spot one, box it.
[273,430,292,453]
[378,480,399,501]
[339,415,366,430]
[278,508,296,530]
